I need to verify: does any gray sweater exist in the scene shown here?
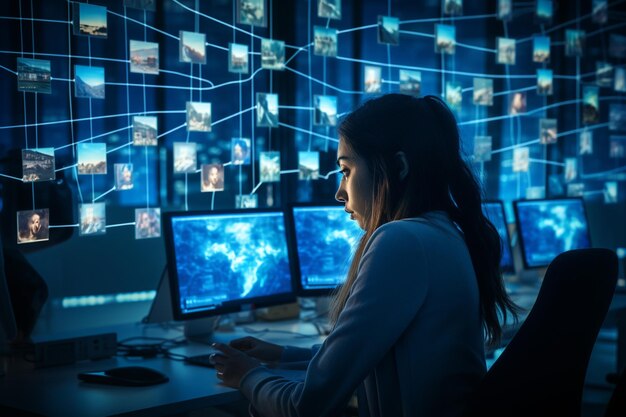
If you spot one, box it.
[240,211,486,417]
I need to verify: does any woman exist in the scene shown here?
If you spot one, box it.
[212,94,519,417]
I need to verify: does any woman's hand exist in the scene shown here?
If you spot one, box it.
[228,336,285,363]
[212,343,262,388]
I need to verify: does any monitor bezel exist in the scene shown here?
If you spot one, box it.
[483,200,516,275]
[286,202,360,297]
[513,197,592,269]
[162,208,296,321]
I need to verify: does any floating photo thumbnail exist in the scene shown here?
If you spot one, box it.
[537,69,553,96]
[525,186,546,200]
[314,95,338,126]
[135,208,160,239]
[115,163,134,190]
[582,86,599,125]
[604,181,618,204]
[257,93,279,127]
[299,152,319,180]
[533,36,550,63]
[443,0,463,16]
[364,65,382,93]
[179,31,206,64]
[435,24,455,55]
[229,43,249,74]
[610,34,626,59]
[539,118,558,145]
[509,92,526,115]
[260,152,281,183]
[133,115,158,145]
[17,209,49,244]
[566,30,585,57]
[564,158,578,182]
[17,58,51,94]
[232,138,251,165]
[399,70,421,97]
[592,0,608,25]
[610,104,626,131]
[445,81,462,112]
[201,163,225,192]
[238,0,267,27]
[130,40,159,74]
[22,148,55,182]
[473,78,493,106]
[615,68,626,93]
[610,136,626,158]
[236,194,258,209]
[74,3,107,38]
[314,27,338,56]
[497,0,512,21]
[378,16,399,45]
[567,183,585,197]
[473,136,492,162]
[596,61,613,88]
[512,147,530,172]
[579,130,593,155]
[318,0,341,20]
[74,65,105,99]
[77,143,107,174]
[535,0,553,25]
[173,142,197,174]
[79,203,106,236]
[497,37,516,65]
[186,102,211,132]
[261,39,285,70]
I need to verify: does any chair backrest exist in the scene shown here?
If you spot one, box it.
[465,248,618,417]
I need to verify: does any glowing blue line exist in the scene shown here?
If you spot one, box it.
[319,168,341,179]
[51,77,73,82]
[106,222,136,229]
[581,165,626,179]
[0,64,17,75]
[462,87,474,92]
[0,173,23,181]
[224,161,233,166]
[55,125,132,151]
[55,164,78,172]
[49,224,80,229]
[205,41,229,52]
[459,99,583,126]
[455,42,497,53]
[279,106,315,110]
[529,158,565,167]
[93,186,116,202]
[382,79,400,84]
[0,49,129,64]
[107,9,179,41]
[160,69,215,86]
[280,169,300,174]
[0,16,71,24]
[493,85,536,97]
[583,190,605,196]
[250,181,264,195]
[107,142,132,154]
[284,66,363,94]
[212,106,257,127]
[336,24,378,35]
[278,122,339,143]
[398,30,435,39]
[400,13,497,25]
[157,122,187,139]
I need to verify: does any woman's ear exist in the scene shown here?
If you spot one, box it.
[395,151,409,180]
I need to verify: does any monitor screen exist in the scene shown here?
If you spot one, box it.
[163,210,294,320]
[483,201,515,274]
[289,205,363,295]
[514,198,592,268]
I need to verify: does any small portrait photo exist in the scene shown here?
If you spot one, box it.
[179,31,206,64]
[318,0,341,20]
[236,194,258,209]
[537,69,553,96]
[124,0,156,11]
[497,0,512,21]
[298,151,319,180]
[564,158,578,182]
[261,39,285,70]
[74,65,105,99]
[129,40,159,74]
[260,151,281,183]
[232,138,251,165]
[565,30,586,57]
[615,67,626,93]
[445,81,462,113]
[579,130,593,155]
[79,203,106,236]
[364,65,382,93]
[610,104,626,131]
[17,209,49,244]
[77,143,107,175]
[237,0,266,27]
[377,16,399,45]
[473,78,493,106]
[443,0,463,16]
[533,36,550,63]
[399,70,421,97]
[435,24,456,55]
[512,147,530,172]
[314,26,338,57]
[497,37,516,65]
[525,186,546,200]
[17,58,51,94]
[135,208,161,239]
[201,163,224,192]
[256,93,279,127]
[535,0,553,25]
[22,148,55,182]
[583,86,600,125]
[508,92,527,115]
[567,183,585,197]
[539,118,558,145]
[610,34,626,59]
[229,43,249,74]
[74,3,107,38]
[473,136,492,162]
[604,181,618,204]
[596,61,613,88]
[133,115,158,145]
[314,95,338,126]
[173,142,197,174]
[592,0,608,25]
[115,163,134,190]
[610,136,626,158]
[186,102,212,132]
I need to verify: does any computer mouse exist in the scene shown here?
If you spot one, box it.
[77,366,169,386]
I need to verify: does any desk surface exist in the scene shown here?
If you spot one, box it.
[0,320,323,417]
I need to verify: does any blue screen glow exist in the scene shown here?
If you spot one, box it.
[483,202,515,274]
[293,206,363,291]
[170,212,292,314]
[516,199,591,268]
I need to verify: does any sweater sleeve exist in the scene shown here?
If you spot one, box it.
[280,344,321,362]
[239,222,430,417]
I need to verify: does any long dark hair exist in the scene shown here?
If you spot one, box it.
[329,94,519,346]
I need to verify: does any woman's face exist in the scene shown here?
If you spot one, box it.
[335,138,373,230]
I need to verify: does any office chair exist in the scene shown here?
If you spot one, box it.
[464,248,618,417]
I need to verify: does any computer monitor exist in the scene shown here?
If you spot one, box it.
[482,201,515,274]
[514,198,592,269]
[163,209,295,321]
[288,204,363,296]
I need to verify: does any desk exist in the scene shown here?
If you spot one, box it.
[0,320,323,417]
